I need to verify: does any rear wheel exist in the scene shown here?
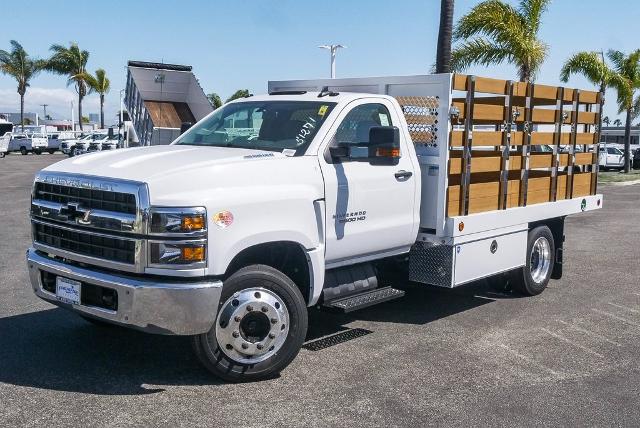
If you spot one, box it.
[20,147,28,155]
[512,226,555,296]
[48,149,56,154]
[192,264,308,382]
[34,149,41,155]
[0,152,5,158]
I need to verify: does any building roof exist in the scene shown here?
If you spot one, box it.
[127,61,192,72]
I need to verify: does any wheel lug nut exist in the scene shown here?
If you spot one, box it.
[234,315,241,322]
[256,344,264,350]
[232,331,239,338]
[241,343,248,350]
[261,306,268,312]
[270,318,277,324]
[268,333,276,339]
[247,305,254,312]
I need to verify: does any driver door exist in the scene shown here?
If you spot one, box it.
[319,98,418,265]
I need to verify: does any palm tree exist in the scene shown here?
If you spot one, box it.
[436,0,455,73]
[207,92,222,109]
[602,116,610,126]
[45,43,91,130]
[86,69,110,129]
[451,0,550,82]
[613,118,622,127]
[606,49,640,172]
[0,40,44,131]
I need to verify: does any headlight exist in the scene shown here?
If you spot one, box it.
[149,207,206,235]
[150,242,206,265]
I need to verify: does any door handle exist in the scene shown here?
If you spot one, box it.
[394,170,413,180]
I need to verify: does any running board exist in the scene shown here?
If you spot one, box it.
[322,287,405,313]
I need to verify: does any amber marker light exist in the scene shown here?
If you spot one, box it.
[182,214,205,231]
[458,222,465,232]
[181,245,205,262]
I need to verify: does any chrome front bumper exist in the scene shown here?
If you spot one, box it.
[26,248,222,335]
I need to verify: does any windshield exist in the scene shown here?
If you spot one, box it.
[175,100,336,155]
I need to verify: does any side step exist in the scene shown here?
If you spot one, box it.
[322,286,405,313]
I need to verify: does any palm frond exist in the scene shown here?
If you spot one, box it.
[559,51,609,86]
[453,0,525,43]
[451,38,513,72]
[519,0,551,33]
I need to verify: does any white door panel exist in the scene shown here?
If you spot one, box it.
[319,98,417,263]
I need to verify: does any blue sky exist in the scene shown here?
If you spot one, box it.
[1,0,639,123]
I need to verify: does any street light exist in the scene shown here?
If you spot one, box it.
[318,44,346,78]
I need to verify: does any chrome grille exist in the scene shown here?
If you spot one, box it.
[31,173,149,273]
[34,182,136,214]
[34,222,136,264]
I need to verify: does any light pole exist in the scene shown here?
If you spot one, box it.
[318,44,346,78]
[119,89,126,148]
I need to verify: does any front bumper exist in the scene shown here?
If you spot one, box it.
[26,248,222,335]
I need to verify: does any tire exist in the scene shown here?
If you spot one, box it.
[70,147,80,157]
[192,264,308,382]
[0,152,5,158]
[34,149,41,155]
[512,226,555,296]
[20,147,28,155]
[48,149,56,155]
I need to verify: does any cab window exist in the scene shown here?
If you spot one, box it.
[334,103,393,146]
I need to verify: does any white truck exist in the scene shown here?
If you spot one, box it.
[27,73,603,382]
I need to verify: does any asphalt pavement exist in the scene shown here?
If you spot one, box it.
[1,153,639,427]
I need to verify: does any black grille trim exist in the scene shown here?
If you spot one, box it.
[34,222,136,265]
[34,182,137,215]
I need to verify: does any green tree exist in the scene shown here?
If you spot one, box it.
[451,0,550,82]
[613,118,622,127]
[0,40,45,131]
[226,89,250,103]
[602,116,610,126]
[81,116,90,124]
[207,92,223,109]
[436,0,455,73]
[606,49,640,172]
[560,51,611,96]
[45,43,92,130]
[86,68,110,129]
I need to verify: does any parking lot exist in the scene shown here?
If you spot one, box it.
[1,153,639,427]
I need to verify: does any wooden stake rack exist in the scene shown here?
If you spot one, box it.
[447,74,602,217]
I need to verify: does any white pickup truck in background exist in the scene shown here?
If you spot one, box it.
[26,73,603,382]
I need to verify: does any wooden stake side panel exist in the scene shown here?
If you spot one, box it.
[447,74,601,217]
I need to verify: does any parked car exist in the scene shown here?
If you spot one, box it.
[46,133,61,154]
[8,132,32,155]
[102,135,120,150]
[62,133,107,157]
[30,133,49,155]
[0,119,12,158]
[599,145,625,170]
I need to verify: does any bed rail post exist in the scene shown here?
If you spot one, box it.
[459,75,475,216]
[550,86,565,201]
[518,82,534,207]
[498,81,514,209]
[591,91,603,194]
[565,89,580,199]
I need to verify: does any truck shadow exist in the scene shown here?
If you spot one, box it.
[0,279,515,394]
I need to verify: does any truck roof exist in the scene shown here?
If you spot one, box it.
[229,92,393,104]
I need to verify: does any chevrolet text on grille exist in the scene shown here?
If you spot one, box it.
[40,175,115,191]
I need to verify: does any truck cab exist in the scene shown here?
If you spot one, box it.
[26,73,603,382]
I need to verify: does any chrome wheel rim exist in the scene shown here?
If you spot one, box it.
[215,287,289,364]
[530,237,551,284]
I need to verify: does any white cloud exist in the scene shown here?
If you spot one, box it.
[0,87,101,119]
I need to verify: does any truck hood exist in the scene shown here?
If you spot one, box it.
[42,145,323,206]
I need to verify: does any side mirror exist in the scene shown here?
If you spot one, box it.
[367,126,400,166]
[180,122,192,134]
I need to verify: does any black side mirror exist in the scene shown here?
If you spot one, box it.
[180,122,192,134]
[368,126,400,166]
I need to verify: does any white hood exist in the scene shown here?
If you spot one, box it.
[42,144,323,206]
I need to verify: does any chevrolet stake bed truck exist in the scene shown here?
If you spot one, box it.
[27,73,603,381]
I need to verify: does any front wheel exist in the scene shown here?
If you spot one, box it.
[512,226,555,296]
[34,149,41,155]
[192,264,308,382]
[70,147,81,157]
[20,147,28,155]
[48,149,56,155]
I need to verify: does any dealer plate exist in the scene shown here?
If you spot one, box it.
[55,276,81,305]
